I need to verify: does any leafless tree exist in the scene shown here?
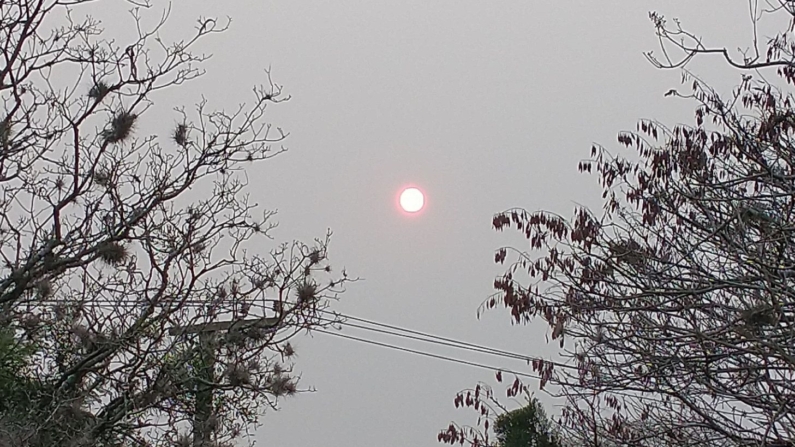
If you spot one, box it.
[484,3,795,447]
[0,1,351,446]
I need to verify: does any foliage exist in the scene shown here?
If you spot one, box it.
[439,380,563,447]
[0,328,38,411]
[494,398,562,447]
[0,1,352,446]
[451,2,795,447]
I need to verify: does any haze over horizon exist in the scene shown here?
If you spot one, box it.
[34,2,760,446]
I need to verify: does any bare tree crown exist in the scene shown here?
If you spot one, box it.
[0,1,351,446]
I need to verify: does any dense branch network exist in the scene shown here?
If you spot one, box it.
[0,1,351,447]
[444,3,795,447]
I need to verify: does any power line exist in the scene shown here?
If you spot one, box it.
[318,309,538,364]
[313,328,541,380]
[315,313,536,364]
[26,297,573,371]
[317,311,576,372]
[26,296,573,373]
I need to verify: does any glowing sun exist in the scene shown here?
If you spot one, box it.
[399,187,425,213]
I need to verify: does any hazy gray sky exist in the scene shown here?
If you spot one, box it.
[99,1,753,446]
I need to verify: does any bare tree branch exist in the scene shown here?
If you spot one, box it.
[0,2,353,446]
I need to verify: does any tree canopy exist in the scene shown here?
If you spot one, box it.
[438,382,565,447]
[494,398,562,447]
[446,3,795,447]
[0,1,350,446]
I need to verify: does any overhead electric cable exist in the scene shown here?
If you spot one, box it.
[319,309,539,363]
[318,311,576,371]
[28,297,573,370]
[313,328,540,380]
[314,313,534,363]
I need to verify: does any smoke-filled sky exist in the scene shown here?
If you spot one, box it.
[94,1,753,446]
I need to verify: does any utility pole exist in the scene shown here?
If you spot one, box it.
[168,317,279,447]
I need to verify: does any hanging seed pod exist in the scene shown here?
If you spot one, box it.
[172,123,188,147]
[88,81,110,102]
[96,241,128,266]
[295,281,318,306]
[102,110,137,144]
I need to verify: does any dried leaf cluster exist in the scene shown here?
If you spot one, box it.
[445,3,795,447]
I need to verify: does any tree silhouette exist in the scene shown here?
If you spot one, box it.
[458,3,795,447]
[439,380,564,447]
[494,398,562,447]
[0,1,351,446]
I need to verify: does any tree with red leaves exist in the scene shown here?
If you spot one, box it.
[439,379,564,447]
[444,3,795,447]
